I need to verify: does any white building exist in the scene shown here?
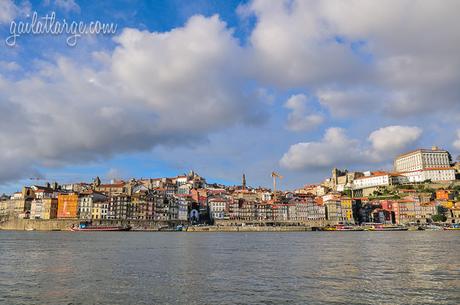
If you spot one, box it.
[352,172,408,189]
[259,192,272,202]
[78,191,107,220]
[175,196,189,221]
[176,176,187,186]
[394,147,455,182]
[394,147,451,172]
[401,168,456,183]
[306,201,326,222]
[208,197,228,220]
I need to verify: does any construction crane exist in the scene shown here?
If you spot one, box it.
[271,171,283,202]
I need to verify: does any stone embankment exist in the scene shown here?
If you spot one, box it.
[0,219,315,232]
[0,218,78,231]
[0,218,180,231]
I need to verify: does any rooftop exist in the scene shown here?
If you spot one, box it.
[396,147,448,159]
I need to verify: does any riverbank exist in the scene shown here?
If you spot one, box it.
[1,219,454,232]
[0,218,176,231]
[0,219,312,232]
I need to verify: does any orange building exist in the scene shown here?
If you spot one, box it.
[57,193,79,218]
[436,190,453,201]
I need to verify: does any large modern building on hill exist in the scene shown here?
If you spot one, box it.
[394,147,456,182]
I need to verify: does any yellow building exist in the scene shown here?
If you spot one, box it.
[340,198,354,223]
[91,202,102,220]
[441,201,454,209]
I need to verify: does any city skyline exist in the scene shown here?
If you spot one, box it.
[2,145,458,195]
[1,0,460,194]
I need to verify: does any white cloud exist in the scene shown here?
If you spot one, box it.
[280,128,363,170]
[241,0,460,118]
[241,0,364,88]
[0,15,262,184]
[280,125,422,171]
[2,0,459,186]
[110,15,254,131]
[284,94,324,131]
[367,125,422,161]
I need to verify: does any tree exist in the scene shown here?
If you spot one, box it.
[432,214,447,222]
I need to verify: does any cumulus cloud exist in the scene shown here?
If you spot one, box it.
[2,0,459,187]
[0,15,262,184]
[280,125,422,171]
[367,125,422,161]
[241,0,460,118]
[284,94,324,131]
[280,128,363,170]
[241,0,365,88]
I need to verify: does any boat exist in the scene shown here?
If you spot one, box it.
[70,222,131,232]
[335,225,364,231]
[443,224,460,231]
[370,225,408,231]
[25,228,36,231]
[424,225,442,231]
[175,225,187,231]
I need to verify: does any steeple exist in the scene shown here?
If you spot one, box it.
[242,174,246,190]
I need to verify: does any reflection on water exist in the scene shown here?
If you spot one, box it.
[0,232,459,305]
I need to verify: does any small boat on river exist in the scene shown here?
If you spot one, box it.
[443,224,460,231]
[370,224,408,231]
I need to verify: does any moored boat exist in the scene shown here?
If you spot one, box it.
[335,225,364,231]
[70,222,131,232]
[424,225,442,231]
[443,224,460,231]
[370,225,408,231]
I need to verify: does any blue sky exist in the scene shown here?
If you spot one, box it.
[1,0,460,194]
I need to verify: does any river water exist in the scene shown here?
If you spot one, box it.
[0,231,459,305]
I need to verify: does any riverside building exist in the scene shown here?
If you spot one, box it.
[394,147,456,182]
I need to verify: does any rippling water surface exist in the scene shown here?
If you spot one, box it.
[0,231,459,305]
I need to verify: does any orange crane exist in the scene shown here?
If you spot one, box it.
[271,171,283,202]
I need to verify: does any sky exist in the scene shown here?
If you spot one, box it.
[1,0,460,193]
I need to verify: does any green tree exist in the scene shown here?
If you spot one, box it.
[432,214,447,222]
